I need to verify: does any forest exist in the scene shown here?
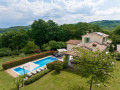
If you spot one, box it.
[0,19,120,57]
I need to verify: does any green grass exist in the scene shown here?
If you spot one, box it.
[0,53,35,90]
[21,61,120,90]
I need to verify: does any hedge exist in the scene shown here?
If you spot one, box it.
[2,51,57,69]
[24,69,50,85]
[46,60,63,72]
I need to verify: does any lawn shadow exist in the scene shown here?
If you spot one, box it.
[10,87,16,90]
[63,68,81,76]
[51,70,60,75]
[0,69,4,72]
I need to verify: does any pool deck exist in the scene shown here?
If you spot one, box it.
[5,55,63,78]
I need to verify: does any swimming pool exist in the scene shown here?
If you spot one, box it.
[14,67,30,75]
[13,57,57,75]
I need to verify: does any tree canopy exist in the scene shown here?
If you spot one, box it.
[0,29,28,50]
[73,47,115,90]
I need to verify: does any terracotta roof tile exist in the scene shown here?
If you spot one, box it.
[83,42,107,51]
[66,40,81,45]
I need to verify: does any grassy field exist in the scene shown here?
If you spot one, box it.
[0,54,120,90]
[21,62,120,90]
[0,54,35,90]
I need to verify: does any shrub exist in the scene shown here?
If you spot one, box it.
[13,49,20,55]
[54,61,63,72]
[2,51,57,69]
[63,55,68,69]
[21,41,40,54]
[109,44,114,53]
[34,49,41,54]
[24,69,50,85]
[46,63,54,70]
[45,46,51,51]
[42,40,66,51]
[114,42,117,50]
[19,53,25,58]
[47,60,63,72]
[0,48,12,57]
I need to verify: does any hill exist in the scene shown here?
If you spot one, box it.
[90,20,120,30]
[0,26,31,33]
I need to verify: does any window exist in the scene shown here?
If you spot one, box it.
[103,37,107,44]
[84,37,90,43]
[103,37,105,42]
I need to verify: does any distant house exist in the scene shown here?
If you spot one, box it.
[66,32,111,66]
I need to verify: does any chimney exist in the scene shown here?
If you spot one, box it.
[92,42,97,52]
[86,31,89,34]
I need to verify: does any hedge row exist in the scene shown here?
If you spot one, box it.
[24,69,50,85]
[2,51,57,69]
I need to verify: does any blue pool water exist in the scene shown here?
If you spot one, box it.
[14,67,30,75]
[13,57,57,75]
[33,57,57,70]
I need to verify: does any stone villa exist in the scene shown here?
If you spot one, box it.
[66,32,111,52]
[66,31,111,66]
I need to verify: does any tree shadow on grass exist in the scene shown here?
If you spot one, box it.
[67,85,85,90]
[51,71,61,76]
[0,69,4,72]
[10,87,16,90]
[63,68,81,76]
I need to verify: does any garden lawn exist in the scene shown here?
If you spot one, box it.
[0,53,35,90]
[21,61,120,90]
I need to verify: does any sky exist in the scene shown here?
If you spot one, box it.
[0,0,120,28]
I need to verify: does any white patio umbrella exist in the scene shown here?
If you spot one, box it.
[20,62,39,71]
[57,48,67,53]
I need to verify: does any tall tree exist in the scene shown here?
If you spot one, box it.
[73,48,115,90]
[109,44,114,53]
[113,26,120,35]
[60,24,76,40]
[114,41,117,50]
[75,22,91,39]
[46,20,65,41]
[31,19,49,47]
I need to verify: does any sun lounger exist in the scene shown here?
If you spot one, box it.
[24,77,28,81]
[36,69,41,72]
[31,71,37,75]
[40,67,44,71]
[27,72,32,77]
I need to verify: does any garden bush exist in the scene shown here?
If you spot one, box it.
[54,61,63,72]
[46,63,54,70]
[2,51,57,69]
[0,48,12,57]
[42,40,66,51]
[21,41,40,54]
[19,53,25,58]
[63,55,68,69]
[47,60,63,72]
[34,49,41,54]
[24,69,50,85]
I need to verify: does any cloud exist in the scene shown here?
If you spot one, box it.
[0,0,120,27]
